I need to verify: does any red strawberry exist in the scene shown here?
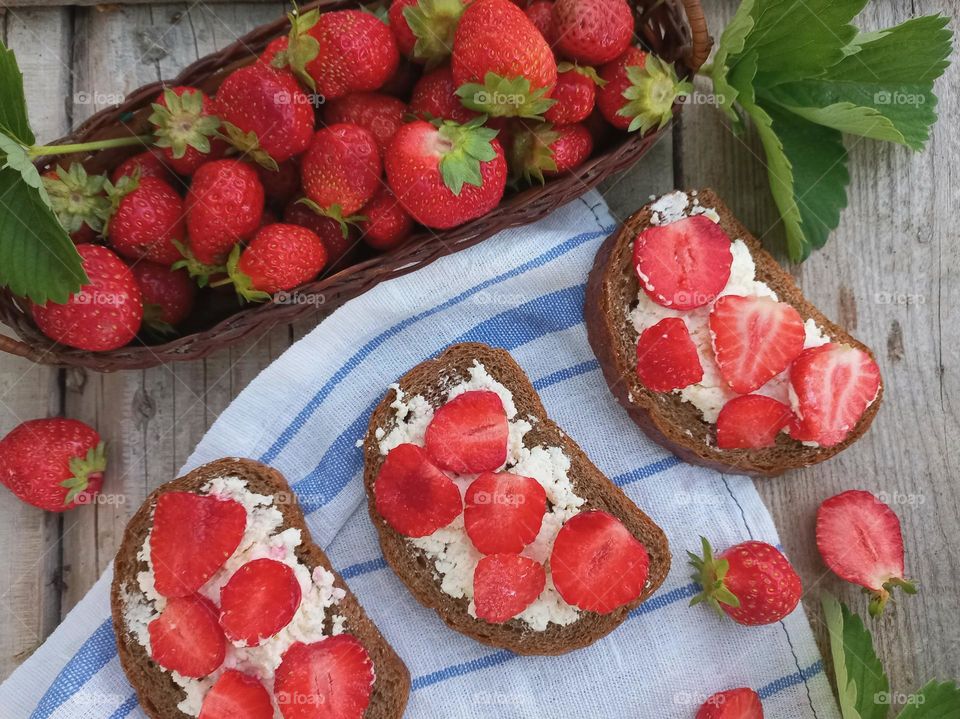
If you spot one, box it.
[284,199,358,268]
[286,8,399,100]
[32,245,143,351]
[385,118,507,229]
[451,0,557,118]
[689,538,802,626]
[0,418,105,512]
[300,124,382,227]
[525,0,555,44]
[410,66,478,124]
[789,344,881,447]
[200,670,273,719]
[709,295,806,394]
[42,164,110,244]
[633,215,733,310]
[148,595,225,677]
[110,150,176,185]
[597,47,691,132]
[425,390,508,472]
[149,86,224,176]
[275,636,374,719]
[106,176,185,265]
[635,317,703,392]
[510,122,593,183]
[816,490,917,616]
[131,262,196,331]
[464,472,547,553]
[260,35,290,67]
[550,510,649,613]
[219,558,302,646]
[357,187,415,251]
[224,223,328,301]
[216,64,315,166]
[544,65,598,124]
[324,92,407,154]
[715,395,793,449]
[473,554,546,622]
[551,0,633,65]
[374,443,462,537]
[389,0,470,65]
[256,158,302,211]
[150,491,246,597]
[696,688,764,719]
[389,0,419,56]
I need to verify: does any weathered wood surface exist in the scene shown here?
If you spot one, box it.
[0,0,957,709]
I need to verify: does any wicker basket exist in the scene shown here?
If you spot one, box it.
[0,0,711,371]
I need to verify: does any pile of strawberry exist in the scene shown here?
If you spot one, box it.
[632,216,882,448]
[375,389,651,621]
[33,0,687,354]
[147,491,375,719]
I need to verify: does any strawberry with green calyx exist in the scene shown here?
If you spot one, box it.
[104,173,186,265]
[149,87,224,176]
[131,262,196,334]
[42,164,110,244]
[597,48,692,133]
[509,122,593,184]
[389,0,470,67]
[283,199,358,268]
[545,63,604,125]
[452,0,557,119]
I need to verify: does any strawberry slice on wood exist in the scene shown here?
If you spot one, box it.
[150,492,246,597]
[200,670,274,719]
[275,635,375,719]
[716,395,793,449]
[473,554,546,623]
[219,558,302,646]
[464,472,547,554]
[696,688,764,719]
[709,294,806,394]
[633,215,733,310]
[550,510,649,613]
[424,390,509,473]
[374,443,462,537]
[635,317,703,391]
[789,343,881,447]
[149,595,225,677]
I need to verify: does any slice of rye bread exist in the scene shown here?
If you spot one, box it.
[110,457,410,719]
[362,342,671,656]
[584,188,883,477]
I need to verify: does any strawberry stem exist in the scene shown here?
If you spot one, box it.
[29,135,153,157]
[688,536,741,614]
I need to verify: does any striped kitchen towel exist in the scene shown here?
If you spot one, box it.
[0,189,840,719]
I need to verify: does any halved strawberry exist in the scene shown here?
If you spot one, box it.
[374,443,462,537]
[550,510,649,613]
[424,390,509,473]
[709,295,806,394]
[695,688,764,719]
[150,492,247,597]
[716,395,793,449]
[148,595,225,677]
[199,670,274,719]
[219,558,302,646]
[789,344,881,447]
[633,215,733,310]
[275,635,375,719]
[473,554,546,623]
[464,472,547,554]
[635,317,703,391]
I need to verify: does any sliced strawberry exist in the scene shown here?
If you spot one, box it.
[716,395,793,449]
[473,554,546,623]
[148,595,225,677]
[199,670,273,719]
[550,510,649,613]
[789,343,881,447]
[374,443,462,537]
[695,688,764,719]
[424,390,509,473]
[464,472,547,554]
[219,558,302,646]
[709,294,806,394]
[633,215,733,310]
[275,635,374,719]
[635,317,703,391]
[151,492,247,597]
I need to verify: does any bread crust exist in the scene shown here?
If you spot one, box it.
[110,458,410,719]
[362,342,671,655]
[584,188,883,477]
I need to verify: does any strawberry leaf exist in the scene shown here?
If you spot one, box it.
[0,42,35,145]
[436,117,498,195]
[403,0,464,67]
[823,594,889,719]
[894,681,960,719]
[456,72,556,119]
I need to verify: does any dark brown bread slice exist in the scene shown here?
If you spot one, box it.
[110,458,410,719]
[585,188,883,477]
[362,342,671,656]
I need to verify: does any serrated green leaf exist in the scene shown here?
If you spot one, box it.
[708,0,756,123]
[895,681,960,719]
[0,42,35,145]
[823,594,890,719]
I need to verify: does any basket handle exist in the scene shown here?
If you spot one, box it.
[0,334,44,363]
[680,0,713,72]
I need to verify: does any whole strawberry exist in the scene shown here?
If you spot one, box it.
[389,0,470,66]
[0,418,106,512]
[510,122,593,183]
[131,262,196,332]
[300,124,382,227]
[358,187,415,250]
[215,63,315,166]
[106,176,185,265]
[544,64,600,124]
[149,86,224,176]
[409,66,478,124]
[284,199,357,269]
[110,150,176,185]
[223,223,328,301]
[42,164,110,244]
[323,92,408,154]
[597,47,691,132]
[551,0,633,66]
[32,245,143,351]
[696,688,764,719]
[385,117,506,229]
[689,537,802,626]
[452,0,557,118]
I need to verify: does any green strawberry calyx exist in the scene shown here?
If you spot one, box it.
[456,72,556,119]
[102,170,141,235]
[171,239,226,288]
[618,54,693,133]
[688,536,741,615]
[285,8,322,91]
[296,198,366,239]
[432,115,499,196]
[556,61,607,87]
[222,244,272,304]
[509,122,558,186]
[60,441,107,506]
[219,122,279,171]
[403,0,467,68]
[41,163,111,236]
[149,87,221,160]
[866,576,918,617]
[142,302,177,336]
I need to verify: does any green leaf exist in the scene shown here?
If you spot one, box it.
[456,72,556,119]
[708,0,756,123]
[435,118,498,195]
[0,42,35,145]
[895,681,960,719]
[823,594,890,719]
